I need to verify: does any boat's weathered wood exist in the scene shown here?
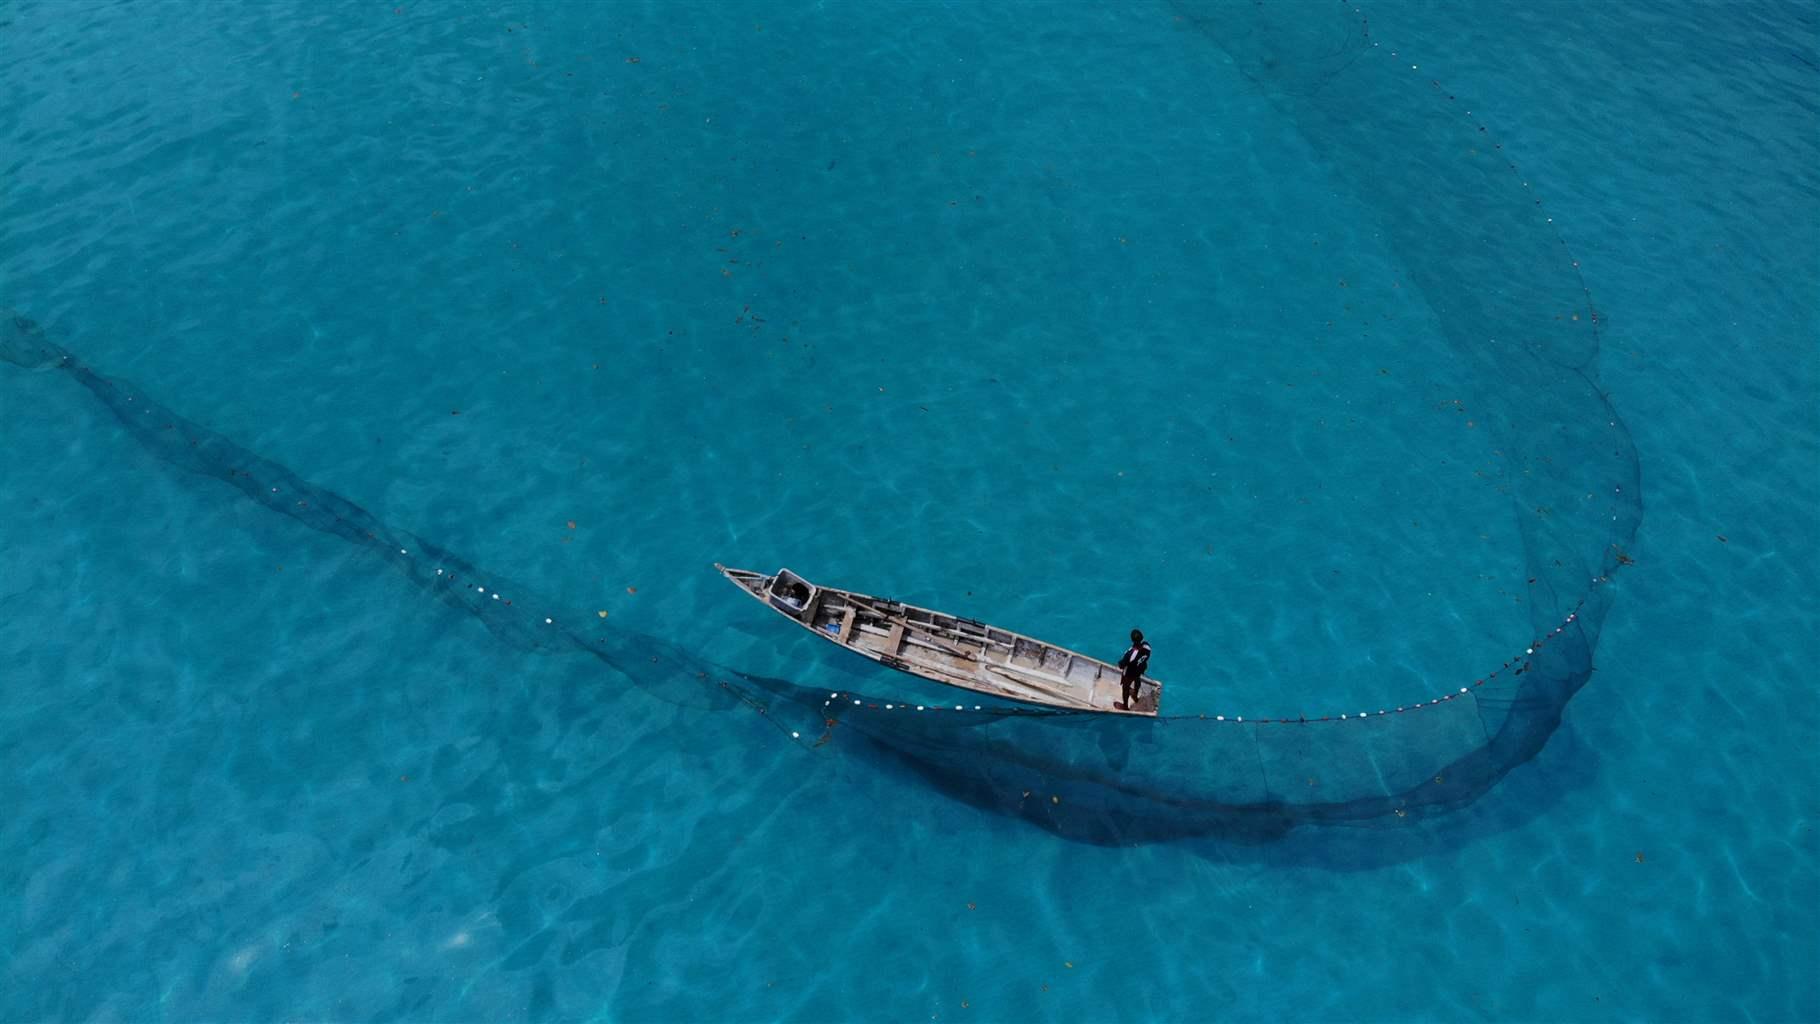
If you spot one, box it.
[984,670,1084,706]
[849,597,979,660]
[982,663,1092,707]
[713,564,1162,716]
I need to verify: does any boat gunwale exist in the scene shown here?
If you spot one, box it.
[714,564,1161,716]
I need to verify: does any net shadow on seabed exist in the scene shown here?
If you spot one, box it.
[0,0,1640,850]
[810,0,1644,845]
[707,0,1644,847]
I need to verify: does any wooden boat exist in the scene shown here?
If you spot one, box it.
[715,565,1162,716]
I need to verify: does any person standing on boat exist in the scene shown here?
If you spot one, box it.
[1116,629,1150,711]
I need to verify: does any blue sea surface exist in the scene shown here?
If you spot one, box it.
[1,1,1815,1020]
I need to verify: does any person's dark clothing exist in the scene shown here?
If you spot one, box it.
[1119,639,1151,680]
[1118,639,1151,707]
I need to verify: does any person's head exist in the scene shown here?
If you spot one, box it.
[1130,628,1144,644]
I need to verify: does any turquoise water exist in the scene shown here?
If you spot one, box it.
[2,0,1815,1019]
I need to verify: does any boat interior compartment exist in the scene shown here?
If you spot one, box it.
[766,568,817,618]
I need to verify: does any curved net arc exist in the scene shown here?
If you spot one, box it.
[1,0,1644,843]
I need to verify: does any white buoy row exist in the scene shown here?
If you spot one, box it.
[817,604,1589,727]
[823,698,988,714]
[391,522,1608,735]
[1381,0,1606,319]
[404,545,568,617]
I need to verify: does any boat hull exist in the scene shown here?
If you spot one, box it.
[714,565,1161,716]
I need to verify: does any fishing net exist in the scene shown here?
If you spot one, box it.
[719,0,1643,839]
[0,313,748,717]
[1,0,1641,844]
